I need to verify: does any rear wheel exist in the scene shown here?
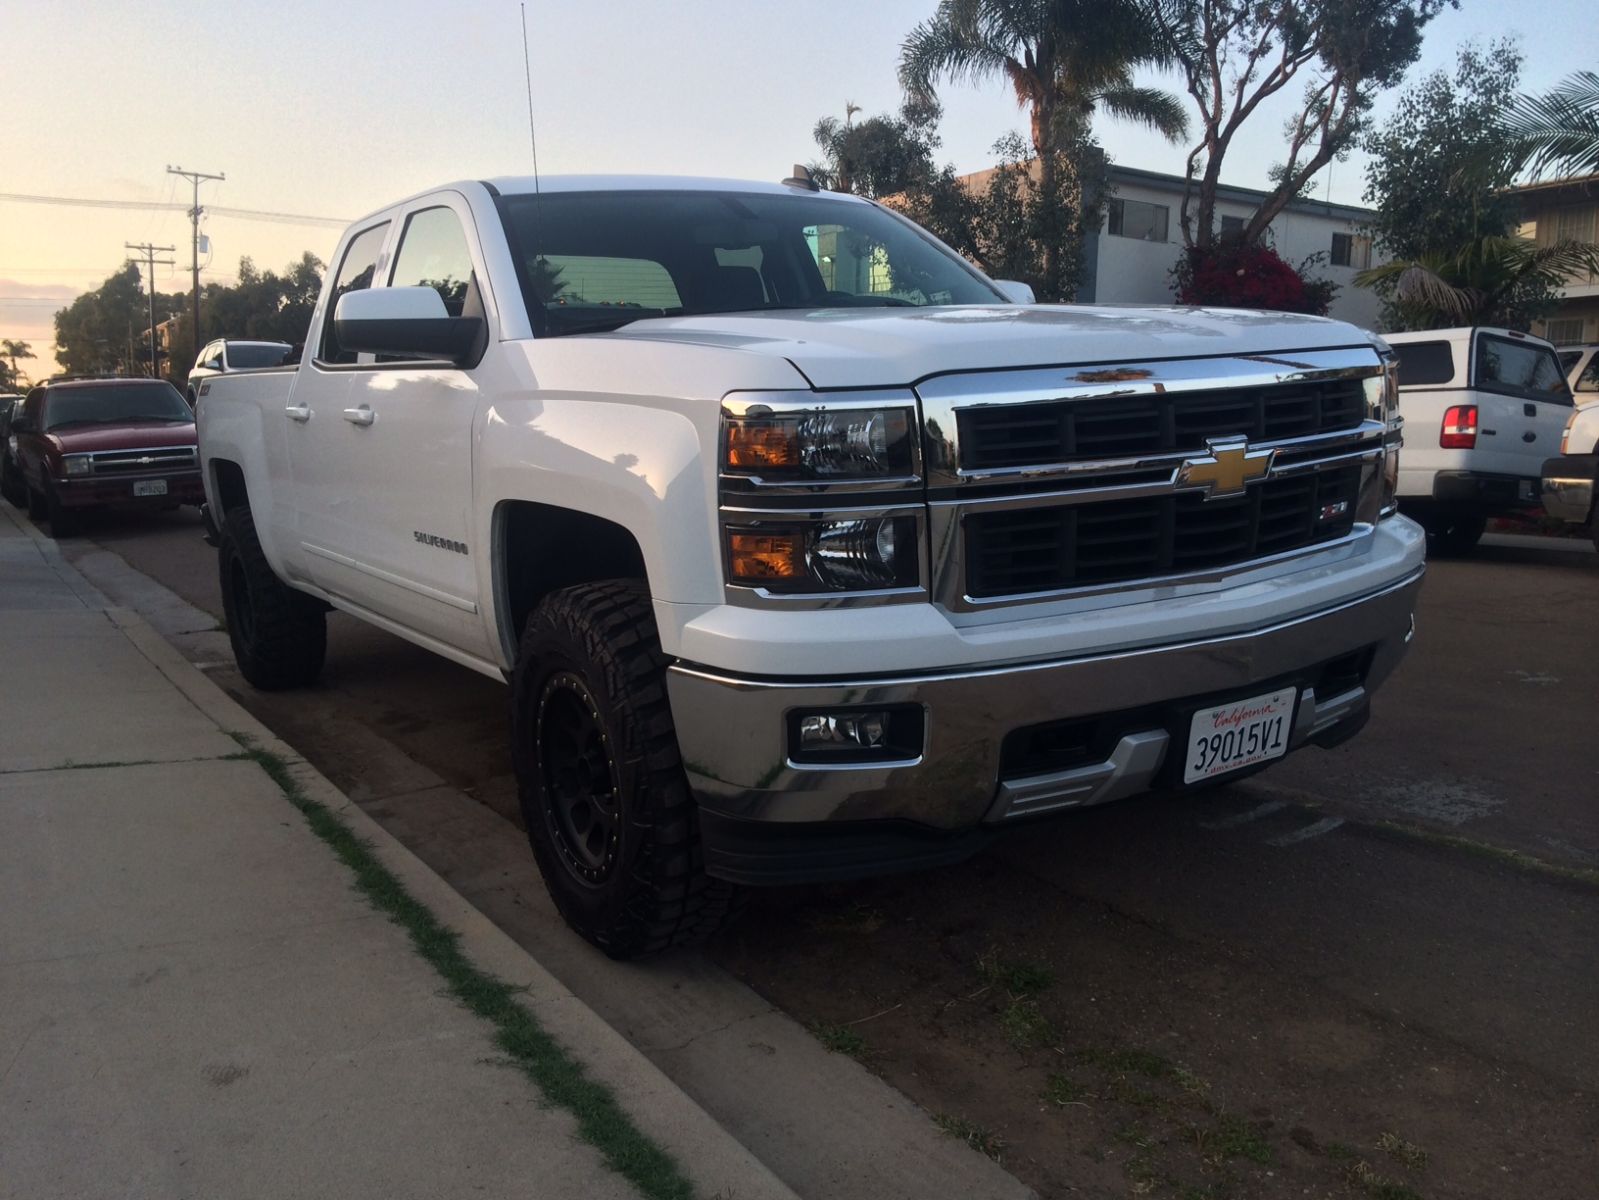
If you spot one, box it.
[1424,512,1486,557]
[0,460,23,508]
[218,506,326,690]
[511,579,740,958]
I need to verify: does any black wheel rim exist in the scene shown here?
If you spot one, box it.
[227,554,256,646]
[536,672,621,884]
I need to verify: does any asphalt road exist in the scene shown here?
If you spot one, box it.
[62,507,1599,1198]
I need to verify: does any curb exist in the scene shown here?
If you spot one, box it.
[104,603,800,1200]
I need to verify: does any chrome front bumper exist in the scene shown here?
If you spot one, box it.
[666,569,1423,880]
[1542,455,1596,524]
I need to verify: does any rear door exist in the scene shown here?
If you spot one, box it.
[1470,331,1573,488]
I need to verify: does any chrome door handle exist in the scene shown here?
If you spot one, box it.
[342,405,375,426]
[285,403,311,422]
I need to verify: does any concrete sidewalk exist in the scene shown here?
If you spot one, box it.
[0,505,795,1200]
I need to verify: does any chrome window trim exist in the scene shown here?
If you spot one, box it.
[918,345,1385,487]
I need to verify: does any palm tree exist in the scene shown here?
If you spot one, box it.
[899,0,1186,287]
[1504,71,1599,181]
[1357,236,1599,329]
[812,102,864,193]
[0,339,35,391]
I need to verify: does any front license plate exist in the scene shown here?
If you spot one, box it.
[1183,687,1297,784]
[132,479,168,497]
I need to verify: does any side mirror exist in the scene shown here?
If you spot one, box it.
[334,286,483,364]
[992,279,1036,305]
[10,414,33,434]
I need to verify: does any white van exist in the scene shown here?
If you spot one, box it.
[1385,327,1574,553]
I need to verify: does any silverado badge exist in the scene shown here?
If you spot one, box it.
[1177,437,1276,501]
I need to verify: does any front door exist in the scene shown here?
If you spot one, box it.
[291,199,489,657]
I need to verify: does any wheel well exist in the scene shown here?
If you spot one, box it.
[499,502,649,640]
[211,459,248,516]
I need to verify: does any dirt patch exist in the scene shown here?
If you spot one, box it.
[708,856,1598,1200]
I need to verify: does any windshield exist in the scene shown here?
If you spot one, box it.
[44,382,192,431]
[496,189,1003,336]
[226,343,292,368]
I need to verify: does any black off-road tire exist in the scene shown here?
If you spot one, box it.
[44,483,80,538]
[511,579,741,958]
[1424,512,1486,557]
[1,461,23,509]
[218,505,326,690]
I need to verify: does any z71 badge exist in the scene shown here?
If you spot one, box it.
[414,531,469,555]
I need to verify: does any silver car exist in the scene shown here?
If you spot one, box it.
[186,339,294,406]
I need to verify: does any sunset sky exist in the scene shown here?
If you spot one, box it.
[4,0,1592,375]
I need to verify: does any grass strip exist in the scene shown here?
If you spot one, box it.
[1367,820,1599,890]
[229,734,697,1200]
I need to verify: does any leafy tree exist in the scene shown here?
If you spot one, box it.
[1361,41,1524,266]
[1357,40,1598,330]
[1,339,35,391]
[1150,0,1455,248]
[1357,236,1599,329]
[900,0,1185,293]
[52,264,181,377]
[1504,71,1599,180]
[811,99,943,199]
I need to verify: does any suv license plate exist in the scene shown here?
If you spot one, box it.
[133,479,168,497]
[1183,687,1297,784]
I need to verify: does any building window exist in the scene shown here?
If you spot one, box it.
[1330,232,1371,270]
[1544,317,1585,345]
[1107,198,1169,242]
[1555,206,1595,243]
[1219,215,1246,241]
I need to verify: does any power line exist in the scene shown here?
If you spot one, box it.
[0,191,350,227]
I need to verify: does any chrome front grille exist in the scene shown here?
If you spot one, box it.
[81,446,197,475]
[918,347,1391,611]
[958,377,1366,471]
[965,463,1362,598]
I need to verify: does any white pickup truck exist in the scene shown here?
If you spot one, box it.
[1384,327,1575,553]
[1541,403,1599,547]
[196,175,1424,956]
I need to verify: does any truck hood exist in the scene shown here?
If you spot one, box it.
[47,420,197,453]
[605,304,1378,390]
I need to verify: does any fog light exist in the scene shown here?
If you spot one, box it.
[799,711,889,752]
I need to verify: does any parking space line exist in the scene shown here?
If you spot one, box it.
[1266,816,1345,847]
[1198,798,1290,830]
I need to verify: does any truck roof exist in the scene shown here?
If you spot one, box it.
[483,174,867,200]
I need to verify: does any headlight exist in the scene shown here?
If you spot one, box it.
[726,515,919,593]
[63,455,92,477]
[1372,357,1401,518]
[723,407,915,481]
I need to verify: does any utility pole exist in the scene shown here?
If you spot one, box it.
[166,165,225,356]
[125,242,175,378]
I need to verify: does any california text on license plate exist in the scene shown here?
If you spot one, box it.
[132,479,168,497]
[1183,687,1297,784]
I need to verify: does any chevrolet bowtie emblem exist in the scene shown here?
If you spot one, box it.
[1177,438,1276,500]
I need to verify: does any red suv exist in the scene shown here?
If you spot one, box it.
[11,378,205,537]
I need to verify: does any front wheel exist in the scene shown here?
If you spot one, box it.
[511,579,740,958]
[45,483,80,538]
[25,478,46,521]
[217,506,326,690]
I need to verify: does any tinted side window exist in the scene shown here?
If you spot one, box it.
[1393,340,1454,386]
[1577,355,1599,393]
[1475,335,1571,403]
[319,222,391,364]
[390,207,475,316]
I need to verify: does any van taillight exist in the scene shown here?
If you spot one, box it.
[1440,405,1477,449]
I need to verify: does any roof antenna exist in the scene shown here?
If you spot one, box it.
[520,2,541,196]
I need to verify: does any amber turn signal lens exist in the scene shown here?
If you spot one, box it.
[725,420,800,469]
[728,531,803,582]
